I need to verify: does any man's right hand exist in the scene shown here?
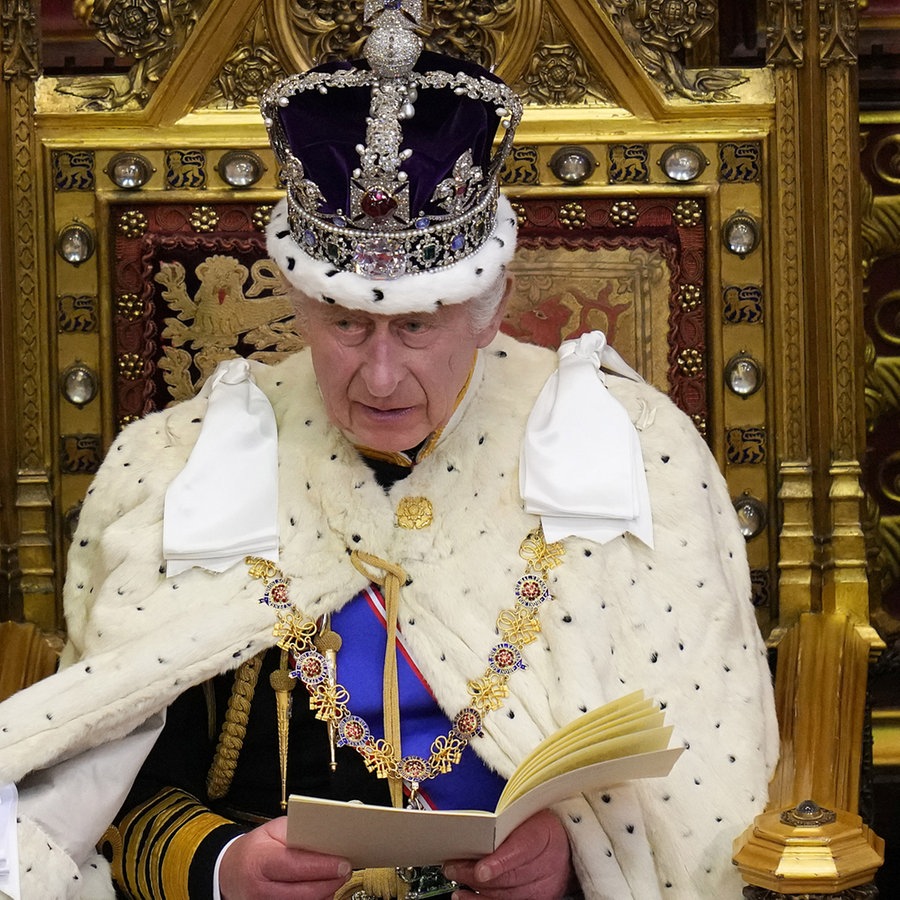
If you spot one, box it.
[219,817,352,900]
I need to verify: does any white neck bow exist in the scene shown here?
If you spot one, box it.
[163,358,279,576]
[520,331,653,547]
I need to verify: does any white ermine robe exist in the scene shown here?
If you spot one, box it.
[0,333,778,899]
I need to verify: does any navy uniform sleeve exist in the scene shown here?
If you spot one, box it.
[105,681,244,899]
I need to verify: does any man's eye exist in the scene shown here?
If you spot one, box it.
[401,320,428,334]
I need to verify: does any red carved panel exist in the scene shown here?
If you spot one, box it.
[109,195,708,432]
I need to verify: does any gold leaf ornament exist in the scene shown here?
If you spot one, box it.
[467,673,510,712]
[272,612,317,655]
[396,495,434,529]
[498,607,543,647]
[519,528,565,576]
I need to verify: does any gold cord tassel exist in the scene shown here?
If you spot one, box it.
[314,614,343,771]
[350,550,408,810]
[335,867,408,900]
[334,552,412,900]
[269,648,296,811]
[207,652,264,800]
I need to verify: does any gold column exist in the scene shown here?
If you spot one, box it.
[764,0,884,808]
[0,0,57,629]
[736,1,884,890]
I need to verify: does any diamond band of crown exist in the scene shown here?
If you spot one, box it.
[283,177,500,280]
[260,0,522,280]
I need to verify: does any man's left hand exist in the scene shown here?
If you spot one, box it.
[442,809,575,899]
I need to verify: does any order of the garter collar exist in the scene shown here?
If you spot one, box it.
[245,527,564,791]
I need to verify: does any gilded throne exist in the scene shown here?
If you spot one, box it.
[2,0,896,895]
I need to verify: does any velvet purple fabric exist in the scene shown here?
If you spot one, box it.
[277,52,503,217]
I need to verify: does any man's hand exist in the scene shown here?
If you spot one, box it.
[219,817,352,900]
[442,809,575,899]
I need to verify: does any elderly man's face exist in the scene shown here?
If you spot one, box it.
[298,296,504,452]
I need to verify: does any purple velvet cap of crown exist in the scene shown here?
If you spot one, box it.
[276,51,504,219]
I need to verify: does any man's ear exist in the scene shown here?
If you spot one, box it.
[475,274,515,348]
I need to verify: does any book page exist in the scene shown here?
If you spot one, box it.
[498,692,668,807]
[493,746,683,845]
[499,725,672,810]
[286,796,499,867]
[285,746,682,867]
[286,690,683,867]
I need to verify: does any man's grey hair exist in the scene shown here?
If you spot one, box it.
[463,270,509,333]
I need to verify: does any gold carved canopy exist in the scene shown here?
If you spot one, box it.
[12,0,779,629]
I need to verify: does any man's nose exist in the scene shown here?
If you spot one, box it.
[361,332,404,397]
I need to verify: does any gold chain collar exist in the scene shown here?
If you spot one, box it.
[246,527,564,802]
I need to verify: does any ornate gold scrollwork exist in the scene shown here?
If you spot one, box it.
[862,137,900,634]
[521,40,592,105]
[57,0,206,109]
[268,0,518,67]
[263,0,539,85]
[155,254,299,402]
[517,6,612,106]
[818,0,858,65]
[201,14,285,109]
[877,451,900,505]
[871,290,900,349]
[861,158,900,423]
[766,0,806,66]
[600,0,747,100]
[1,0,39,80]
[869,134,900,189]
[860,145,900,282]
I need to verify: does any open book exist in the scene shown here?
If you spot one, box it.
[286,690,683,867]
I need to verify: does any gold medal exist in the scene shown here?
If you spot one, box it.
[395,495,433,529]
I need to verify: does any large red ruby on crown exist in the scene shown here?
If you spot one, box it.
[361,188,398,218]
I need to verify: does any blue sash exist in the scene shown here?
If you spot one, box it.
[331,586,506,811]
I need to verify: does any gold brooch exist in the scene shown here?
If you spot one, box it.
[396,495,433,529]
